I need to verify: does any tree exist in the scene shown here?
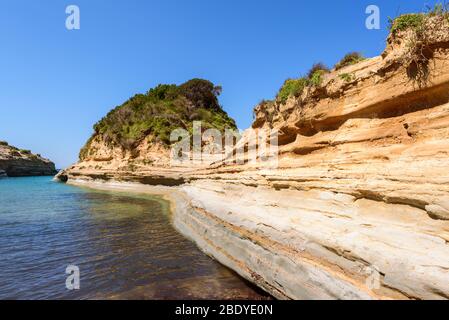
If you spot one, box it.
[179,78,222,110]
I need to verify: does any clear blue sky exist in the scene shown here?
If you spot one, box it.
[0,0,440,168]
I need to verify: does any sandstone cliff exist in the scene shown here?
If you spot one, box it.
[59,14,449,299]
[0,142,57,177]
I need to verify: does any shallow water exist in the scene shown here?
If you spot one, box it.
[0,177,269,300]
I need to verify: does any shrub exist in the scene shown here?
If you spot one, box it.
[19,149,31,154]
[306,63,329,79]
[0,141,8,146]
[335,52,365,70]
[275,63,330,104]
[178,78,223,111]
[146,84,179,101]
[309,70,326,86]
[389,3,449,35]
[339,73,354,82]
[389,14,425,34]
[276,78,308,104]
[306,63,329,87]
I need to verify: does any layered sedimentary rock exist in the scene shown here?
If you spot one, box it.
[0,142,57,177]
[58,16,449,299]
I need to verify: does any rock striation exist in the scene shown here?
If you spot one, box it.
[58,15,449,299]
[0,142,57,177]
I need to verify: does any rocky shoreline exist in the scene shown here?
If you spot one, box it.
[57,16,449,300]
[59,173,449,300]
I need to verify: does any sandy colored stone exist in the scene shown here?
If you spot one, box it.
[58,19,449,300]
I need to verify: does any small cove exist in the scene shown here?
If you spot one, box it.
[0,176,270,300]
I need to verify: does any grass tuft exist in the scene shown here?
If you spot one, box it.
[389,3,449,86]
[276,63,329,104]
[276,78,308,105]
[389,13,425,34]
[339,73,354,82]
[335,52,365,70]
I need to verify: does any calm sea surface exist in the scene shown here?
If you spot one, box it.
[0,177,269,300]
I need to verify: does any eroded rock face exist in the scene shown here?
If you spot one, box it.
[0,143,57,177]
[61,19,449,300]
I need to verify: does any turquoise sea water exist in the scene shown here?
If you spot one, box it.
[0,177,268,300]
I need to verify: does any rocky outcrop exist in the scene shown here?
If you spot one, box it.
[78,79,236,164]
[0,142,57,177]
[58,15,449,299]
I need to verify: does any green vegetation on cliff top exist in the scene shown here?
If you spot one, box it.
[271,4,449,107]
[276,63,330,105]
[80,79,237,160]
[388,3,449,34]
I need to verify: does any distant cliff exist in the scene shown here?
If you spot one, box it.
[0,141,57,177]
